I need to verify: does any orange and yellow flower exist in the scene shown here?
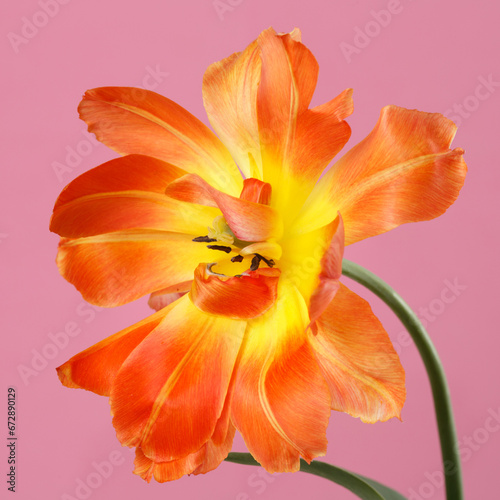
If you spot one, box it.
[51,28,467,482]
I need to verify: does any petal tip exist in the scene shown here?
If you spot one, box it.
[286,27,302,41]
[56,363,80,390]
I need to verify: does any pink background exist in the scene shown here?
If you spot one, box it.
[2,0,499,499]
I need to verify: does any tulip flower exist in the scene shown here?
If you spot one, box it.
[51,27,466,483]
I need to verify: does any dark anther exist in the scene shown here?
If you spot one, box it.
[192,236,217,243]
[231,255,244,263]
[255,253,275,268]
[250,255,261,271]
[207,245,232,254]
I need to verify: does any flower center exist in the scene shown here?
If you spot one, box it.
[193,216,282,275]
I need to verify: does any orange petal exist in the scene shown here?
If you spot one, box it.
[231,282,331,472]
[165,174,283,241]
[190,263,280,319]
[308,214,345,331]
[133,447,204,483]
[56,232,228,307]
[202,40,262,180]
[51,193,220,239]
[56,305,171,396]
[278,28,318,114]
[110,294,246,462]
[257,30,353,226]
[310,283,406,422]
[194,423,236,476]
[51,155,220,239]
[257,29,318,219]
[203,27,352,226]
[239,178,272,205]
[293,106,467,241]
[78,87,243,195]
[290,89,353,184]
[192,348,238,476]
[133,423,236,483]
[257,29,299,185]
[257,28,316,157]
[134,327,239,482]
[53,155,186,210]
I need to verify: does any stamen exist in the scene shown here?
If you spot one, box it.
[207,245,232,254]
[248,253,276,271]
[192,236,217,243]
[250,255,261,271]
[255,253,275,268]
[231,255,244,263]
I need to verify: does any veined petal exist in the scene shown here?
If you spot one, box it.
[78,87,243,195]
[51,192,220,239]
[51,154,220,238]
[134,447,204,483]
[165,174,283,241]
[257,28,315,160]
[133,420,236,483]
[134,312,240,483]
[293,106,467,241]
[53,155,186,209]
[257,29,300,217]
[278,28,318,114]
[135,355,238,483]
[110,294,246,462]
[203,40,262,180]
[56,232,228,307]
[190,263,280,319]
[310,283,405,422]
[290,89,353,185]
[231,281,331,472]
[195,423,236,475]
[56,305,173,396]
[258,28,317,199]
[203,26,332,223]
[257,30,352,225]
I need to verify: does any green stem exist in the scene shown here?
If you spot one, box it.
[342,259,463,500]
[225,452,406,500]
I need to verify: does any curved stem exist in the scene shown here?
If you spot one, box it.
[226,452,406,500]
[342,259,463,500]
